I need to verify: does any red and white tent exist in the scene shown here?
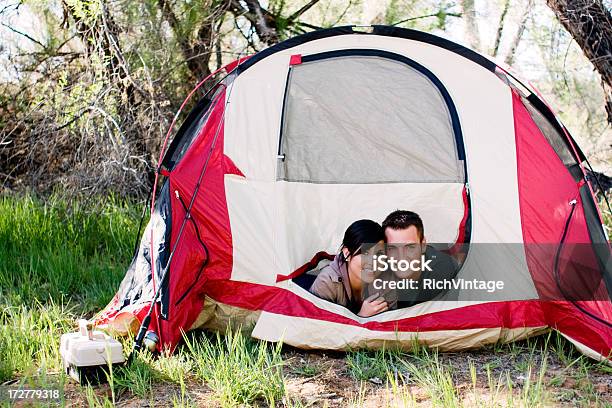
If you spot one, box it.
[95,26,612,362]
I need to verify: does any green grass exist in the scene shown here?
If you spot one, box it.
[291,360,320,377]
[346,348,397,381]
[1,193,610,407]
[0,194,139,310]
[0,194,140,382]
[0,301,74,382]
[183,328,285,407]
[398,349,461,407]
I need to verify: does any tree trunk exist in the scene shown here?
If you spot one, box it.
[227,0,320,46]
[157,0,222,80]
[546,0,612,124]
[505,0,533,66]
[461,0,482,51]
[492,0,511,57]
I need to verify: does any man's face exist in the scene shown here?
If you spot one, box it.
[385,226,425,262]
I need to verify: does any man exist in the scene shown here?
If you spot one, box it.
[366,210,459,309]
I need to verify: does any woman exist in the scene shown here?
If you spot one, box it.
[309,219,388,317]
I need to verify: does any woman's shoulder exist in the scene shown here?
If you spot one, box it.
[309,259,344,302]
[315,262,343,283]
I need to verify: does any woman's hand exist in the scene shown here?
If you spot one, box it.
[358,293,388,317]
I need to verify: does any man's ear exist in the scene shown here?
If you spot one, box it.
[421,237,427,253]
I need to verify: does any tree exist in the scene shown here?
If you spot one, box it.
[505,0,533,65]
[156,0,321,79]
[157,0,228,80]
[460,0,481,51]
[227,0,321,47]
[491,0,511,57]
[546,0,612,124]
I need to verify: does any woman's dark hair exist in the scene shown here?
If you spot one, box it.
[342,219,384,258]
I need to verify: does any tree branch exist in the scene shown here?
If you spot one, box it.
[1,22,45,48]
[461,0,481,51]
[287,0,320,23]
[546,0,612,123]
[505,0,533,65]
[492,0,510,57]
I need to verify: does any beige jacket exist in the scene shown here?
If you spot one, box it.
[309,254,358,313]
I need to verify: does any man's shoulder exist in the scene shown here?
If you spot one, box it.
[426,246,457,264]
[425,245,459,276]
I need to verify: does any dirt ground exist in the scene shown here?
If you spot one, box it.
[58,345,612,407]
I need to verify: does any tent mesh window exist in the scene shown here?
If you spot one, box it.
[162,86,224,170]
[520,96,581,179]
[277,55,465,184]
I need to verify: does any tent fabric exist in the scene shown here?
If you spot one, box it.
[94,25,612,362]
[278,54,462,183]
[251,310,549,351]
[226,181,466,285]
[520,95,578,169]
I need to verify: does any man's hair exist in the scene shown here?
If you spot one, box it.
[382,210,424,241]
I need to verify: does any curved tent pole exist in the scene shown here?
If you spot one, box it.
[132,56,246,358]
[554,199,612,328]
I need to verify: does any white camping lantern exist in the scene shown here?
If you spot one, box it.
[60,320,125,384]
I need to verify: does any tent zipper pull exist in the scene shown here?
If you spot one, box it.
[175,190,191,219]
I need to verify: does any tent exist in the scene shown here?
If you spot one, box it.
[95,25,612,362]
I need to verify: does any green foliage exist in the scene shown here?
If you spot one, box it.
[292,361,319,377]
[0,194,140,310]
[0,301,75,382]
[183,328,285,407]
[399,349,461,407]
[84,385,115,408]
[346,348,397,380]
[64,0,103,24]
[384,0,403,25]
[113,352,155,398]
[0,193,140,381]
[383,0,460,30]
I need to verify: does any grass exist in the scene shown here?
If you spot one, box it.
[0,301,74,382]
[346,348,397,381]
[292,361,319,377]
[183,328,285,407]
[0,193,610,407]
[399,349,461,407]
[0,194,138,310]
[0,194,139,382]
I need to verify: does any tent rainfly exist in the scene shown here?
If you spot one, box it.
[95,25,612,362]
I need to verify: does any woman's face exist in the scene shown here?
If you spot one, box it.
[346,240,385,284]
